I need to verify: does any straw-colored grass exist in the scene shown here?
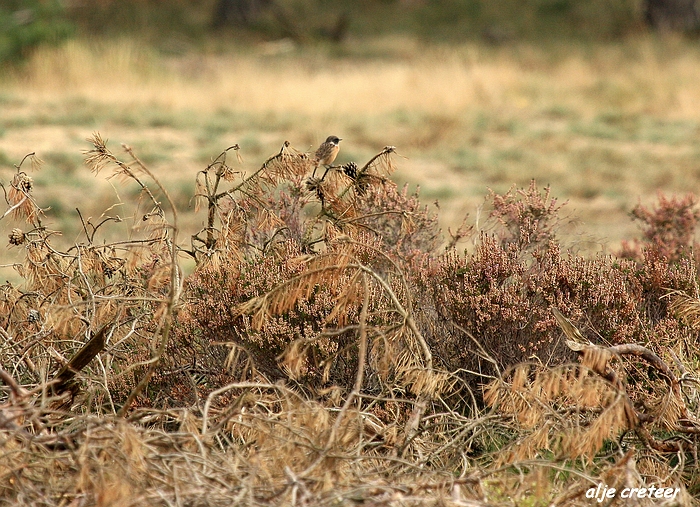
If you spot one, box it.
[2,36,700,251]
[2,105,700,505]
[12,36,700,117]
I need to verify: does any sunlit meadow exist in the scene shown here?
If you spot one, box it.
[4,26,700,505]
[2,35,700,256]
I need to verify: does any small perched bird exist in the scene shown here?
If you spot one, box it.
[314,136,342,166]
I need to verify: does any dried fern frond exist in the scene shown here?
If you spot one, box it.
[359,146,398,178]
[234,250,358,330]
[218,209,246,255]
[217,144,242,181]
[84,134,166,224]
[397,365,453,398]
[8,172,38,221]
[579,346,613,375]
[566,393,632,459]
[261,141,312,183]
[486,363,637,462]
[650,388,687,431]
[209,142,311,217]
[305,171,346,211]
[323,269,362,327]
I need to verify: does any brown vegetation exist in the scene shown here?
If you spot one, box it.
[1,136,700,505]
[6,37,700,254]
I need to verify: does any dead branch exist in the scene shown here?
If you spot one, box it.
[0,366,28,399]
[52,321,111,394]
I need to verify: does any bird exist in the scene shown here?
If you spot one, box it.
[314,136,342,167]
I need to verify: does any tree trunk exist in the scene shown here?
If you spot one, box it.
[644,0,700,32]
[211,0,273,28]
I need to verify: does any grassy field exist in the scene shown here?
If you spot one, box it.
[4,31,700,505]
[2,34,700,261]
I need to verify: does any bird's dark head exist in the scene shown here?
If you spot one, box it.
[326,136,342,145]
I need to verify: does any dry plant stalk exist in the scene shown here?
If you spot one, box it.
[484,362,638,463]
[3,138,700,506]
[480,307,699,471]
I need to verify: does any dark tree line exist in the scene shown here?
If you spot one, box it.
[644,0,700,31]
[210,0,700,35]
[211,0,273,27]
[211,0,348,42]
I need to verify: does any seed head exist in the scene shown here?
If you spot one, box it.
[13,172,33,194]
[27,309,40,324]
[342,162,358,180]
[8,228,25,246]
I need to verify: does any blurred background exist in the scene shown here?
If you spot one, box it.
[2,0,700,257]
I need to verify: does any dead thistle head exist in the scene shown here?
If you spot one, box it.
[8,228,26,246]
[13,172,33,194]
[8,172,37,220]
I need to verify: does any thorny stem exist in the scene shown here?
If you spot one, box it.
[213,141,290,202]
[202,147,237,250]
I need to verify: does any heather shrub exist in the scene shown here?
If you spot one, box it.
[487,181,565,252]
[170,166,700,412]
[3,137,700,505]
[620,192,700,262]
[164,144,445,406]
[417,185,699,403]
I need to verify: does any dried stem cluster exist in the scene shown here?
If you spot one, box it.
[0,135,699,505]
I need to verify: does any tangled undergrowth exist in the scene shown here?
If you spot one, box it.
[1,134,700,506]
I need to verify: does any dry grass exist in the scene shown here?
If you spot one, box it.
[11,37,700,117]
[2,123,700,505]
[1,36,700,256]
[6,20,700,504]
